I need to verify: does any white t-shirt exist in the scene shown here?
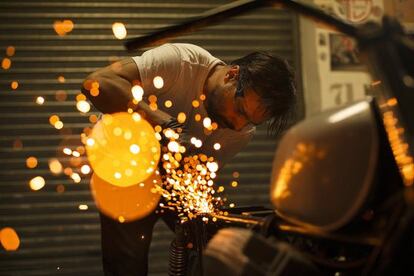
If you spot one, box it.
[132,43,255,167]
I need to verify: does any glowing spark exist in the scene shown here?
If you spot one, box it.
[203,117,212,129]
[6,46,15,57]
[177,112,186,124]
[112,22,127,39]
[206,162,218,173]
[200,94,206,101]
[49,158,63,174]
[231,181,238,187]
[195,114,201,121]
[77,100,91,113]
[29,176,45,191]
[63,148,72,155]
[53,20,74,36]
[164,100,172,108]
[0,228,20,251]
[71,173,81,183]
[153,76,164,89]
[1,58,11,70]
[194,140,202,148]
[72,151,80,157]
[26,156,38,169]
[213,143,221,150]
[229,203,235,208]
[130,144,140,154]
[192,100,200,108]
[114,172,122,179]
[36,96,45,105]
[168,141,180,153]
[58,76,65,83]
[86,138,95,147]
[54,121,64,129]
[78,204,88,210]
[131,85,144,101]
[11,81,18,90]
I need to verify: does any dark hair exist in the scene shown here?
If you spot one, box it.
[231,52,297,136]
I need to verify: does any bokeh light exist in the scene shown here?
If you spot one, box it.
[131,85,144,102]
[53,20,74,36]
[6,46,15,57]
[76,100,91,113]
[0,227,20,251]
[11,81,18,90]
[48,158,63,175]
[90,172,161,222]
[29,176,45,191]
[153,76,164,89]
[85,112,160,187]
[26,156,38,169]
[112,22,127,39]
[2,58,11,70]
[36,96,45,105]
[213,143,221,150]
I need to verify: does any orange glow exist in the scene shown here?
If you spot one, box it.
[26,156,38,169]
[0,228,20,251]
[112,22,127,39]
[149,103,157,111]
[195,114,201,122]
[153,76,164,89]
[49,115,60,126]
[200,94,206,101]
[232,171,239,178]
[387,98,398,107]
[90,172,161,222]
[11,81,18,90]
[148,95,157,103]
[53,20,74,36]
[6,46,15,57]
[57,76,65,83]
[55,90,67,101]
[382,111,414,186]
[192,100,200,108]
[76,94,86,101]
[177,112,186,124]
[86,112,160,187]
[48,158,63,175]
[231,181,238,187]
[29,176,45,191]
[36,96,45,105]
[89,114,98,123]
[2,58,11,70]
[56,184,65,193]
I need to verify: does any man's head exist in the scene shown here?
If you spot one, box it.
[204,51,296,135]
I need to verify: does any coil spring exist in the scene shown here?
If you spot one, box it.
[168,239,187,276]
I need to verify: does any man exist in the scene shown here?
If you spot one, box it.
[82,43,296,275]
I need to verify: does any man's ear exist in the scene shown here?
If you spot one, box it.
[224,65,240,82]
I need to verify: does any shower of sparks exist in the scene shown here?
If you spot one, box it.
[154,128,225,223]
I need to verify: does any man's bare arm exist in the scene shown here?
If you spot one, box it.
[81,57,173,126]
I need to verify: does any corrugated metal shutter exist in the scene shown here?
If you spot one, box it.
[0,1,299,275]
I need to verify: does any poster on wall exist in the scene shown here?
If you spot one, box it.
[329,33,364,71]
[316,0,384,25]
